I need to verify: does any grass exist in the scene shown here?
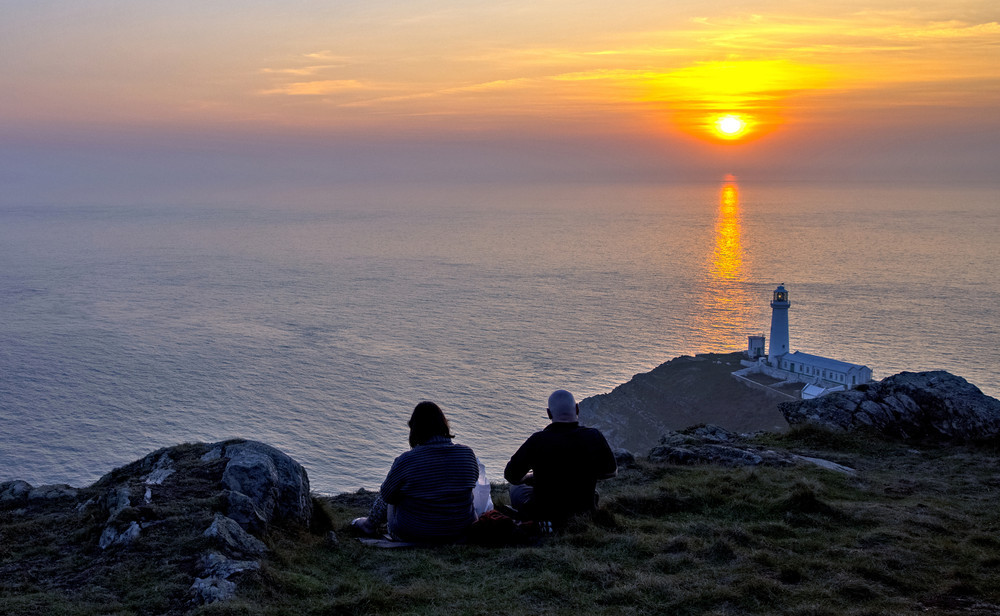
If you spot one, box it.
[3,427,1000,615]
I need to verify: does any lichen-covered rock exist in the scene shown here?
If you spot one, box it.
[200,551,261,578]
[95,485,142,550]
[0,480,32,505]
[1,439,314,608]
[224,489,268,533]
[190,575,238,604]
[27,484,78,501]
[99,520,142,549]
[648,425,796,467]
[191,551,261,603]
[99,486,132,518]
[781,371,1000,441]
[142,452,176,485]
[204,513,267,557]
[220,441,312,531]
[82,439,312,604]
[613,448,635,467]
[656,424,739,447]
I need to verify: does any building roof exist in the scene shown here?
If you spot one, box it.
[784,351,869,372]
[802,383,840,398]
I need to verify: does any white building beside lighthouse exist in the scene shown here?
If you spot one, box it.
[742,284,873,398]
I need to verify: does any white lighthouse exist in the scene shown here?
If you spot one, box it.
[739,284,873,398]
[768,284,790,364]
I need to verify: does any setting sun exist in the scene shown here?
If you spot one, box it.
[715,115,747,139]
[646,59,834,143]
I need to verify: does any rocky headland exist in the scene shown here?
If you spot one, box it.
[580,352,790,453]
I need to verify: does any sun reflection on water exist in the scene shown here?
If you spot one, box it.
[689,176,757,351]
[712,181,744,280]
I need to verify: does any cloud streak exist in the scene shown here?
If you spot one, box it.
[3,1,998,180]
[261,80,368,96]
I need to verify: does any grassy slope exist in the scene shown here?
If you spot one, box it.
[3,431,999,615]
[0,444,230,615]
[212,428,999,616]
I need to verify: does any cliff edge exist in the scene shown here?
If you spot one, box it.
[580,352,789,453]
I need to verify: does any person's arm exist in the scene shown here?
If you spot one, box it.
[504,437,534,485]
[594,432,618,480]
[379,454,408,504]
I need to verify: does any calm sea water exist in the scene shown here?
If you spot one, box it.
[2,181,997,493]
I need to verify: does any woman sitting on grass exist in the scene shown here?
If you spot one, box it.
[353,401,480,542]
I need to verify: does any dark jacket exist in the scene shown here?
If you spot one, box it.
[504,422,617,521]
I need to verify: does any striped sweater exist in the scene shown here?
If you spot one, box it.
[370,436,479,541]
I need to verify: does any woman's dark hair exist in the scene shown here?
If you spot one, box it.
[408,401,454,447]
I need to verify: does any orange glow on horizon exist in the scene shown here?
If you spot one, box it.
[5,3,999,168]
[646,59,833,144]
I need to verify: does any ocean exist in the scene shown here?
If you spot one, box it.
[2,180,997,494]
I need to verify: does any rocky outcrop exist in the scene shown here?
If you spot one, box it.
[780,371,1000,441]
[0,480,32,504]
[191,552,262,604]
[214,440,313,533]
[648,425,795,467]
[647,425,855,474]
[204,513,268,558]
[1,439,314,607]
[98,439,312,604]
[612,448,636,467]
[0,481,79,505]
[92,439,312,545]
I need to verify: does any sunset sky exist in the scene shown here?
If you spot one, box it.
[3,0,998,204]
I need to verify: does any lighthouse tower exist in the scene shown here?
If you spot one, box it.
[768,284,790,364]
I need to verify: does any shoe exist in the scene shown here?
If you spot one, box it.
[351,517,376,536]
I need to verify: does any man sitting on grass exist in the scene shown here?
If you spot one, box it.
[504,389,617,524]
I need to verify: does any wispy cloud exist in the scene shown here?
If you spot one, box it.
[261,65,340,76]
[259,51,355,86]
[246,8,999,138]
[341,78,535,108]
[262,80,368,96]
[302,51,352,62]
[683,12,1000,61]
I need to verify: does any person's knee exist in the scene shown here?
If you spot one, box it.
[509,483,533,510]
